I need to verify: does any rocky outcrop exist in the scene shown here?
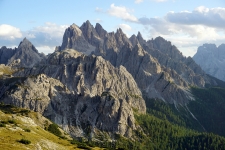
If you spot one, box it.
[193,44,225,81]
[7,49,146,138]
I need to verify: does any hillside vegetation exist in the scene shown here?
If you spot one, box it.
[0,103,102,150]
[189,87,225,136]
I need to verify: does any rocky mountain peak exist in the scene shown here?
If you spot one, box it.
[70,23,83,36]
[80,20,97,36]
[116,28,123,34]
[137,32,144,41]
[61,23,95,55]
[18,37,38,53]
[136,32,146,47]
[115,28,132,49]
[153,36,185,61]
[22,37,28,42]
[129,34,139,46]
[196,44,218,55]
[218,44,225,49]
[80,20,101,47]
[95,23,107,39]
[1,46,7,49]
[84,20,92,26]
[218,44,225,60]
[153,36,169,48]
[6,38,45,68]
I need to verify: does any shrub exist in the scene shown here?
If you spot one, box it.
[8,120,16,124]
[18,139,31,145]
[23,128,31,132]
[0,123,6,127]
[20,109,30,116]
[1,121,7,124]
[77,143,90,149]
[48,123,62,137]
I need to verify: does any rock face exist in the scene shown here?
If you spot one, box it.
[60,21,216,105]
[4,49,146,138]
[60,23,95,55]
[193,44,225,81]
[0,38,45,68]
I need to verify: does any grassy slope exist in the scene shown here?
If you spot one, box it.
[0,104,102,150]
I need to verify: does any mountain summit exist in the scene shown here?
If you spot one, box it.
[0,38,45,68]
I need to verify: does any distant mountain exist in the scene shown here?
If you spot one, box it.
[0,46,15,64]
[193,43,225,81]
[0,38,45,68]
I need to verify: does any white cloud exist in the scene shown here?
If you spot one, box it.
[165,6,225,28]
[36,46,55,55]
[117,24,132,37]
[95,7,103,13]
[195,6,209,13]
[138,6,225,56]
[32,22,67,39]
[139,6,225,39]
[0,24,22,39]
[135,0,143,4]
[0,22,68,54]
[93,18,102,23]
[108,4,138,22]
[118,24,132,31]
[24,22,68,47]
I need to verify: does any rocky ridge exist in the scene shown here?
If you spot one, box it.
[2,49,146,138]
[59,20,216,105]
[193,43,225,81]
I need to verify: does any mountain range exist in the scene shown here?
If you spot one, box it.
[193,43,225,82]
[1,20,225,149]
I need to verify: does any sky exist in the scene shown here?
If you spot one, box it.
[0,0,225,56]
